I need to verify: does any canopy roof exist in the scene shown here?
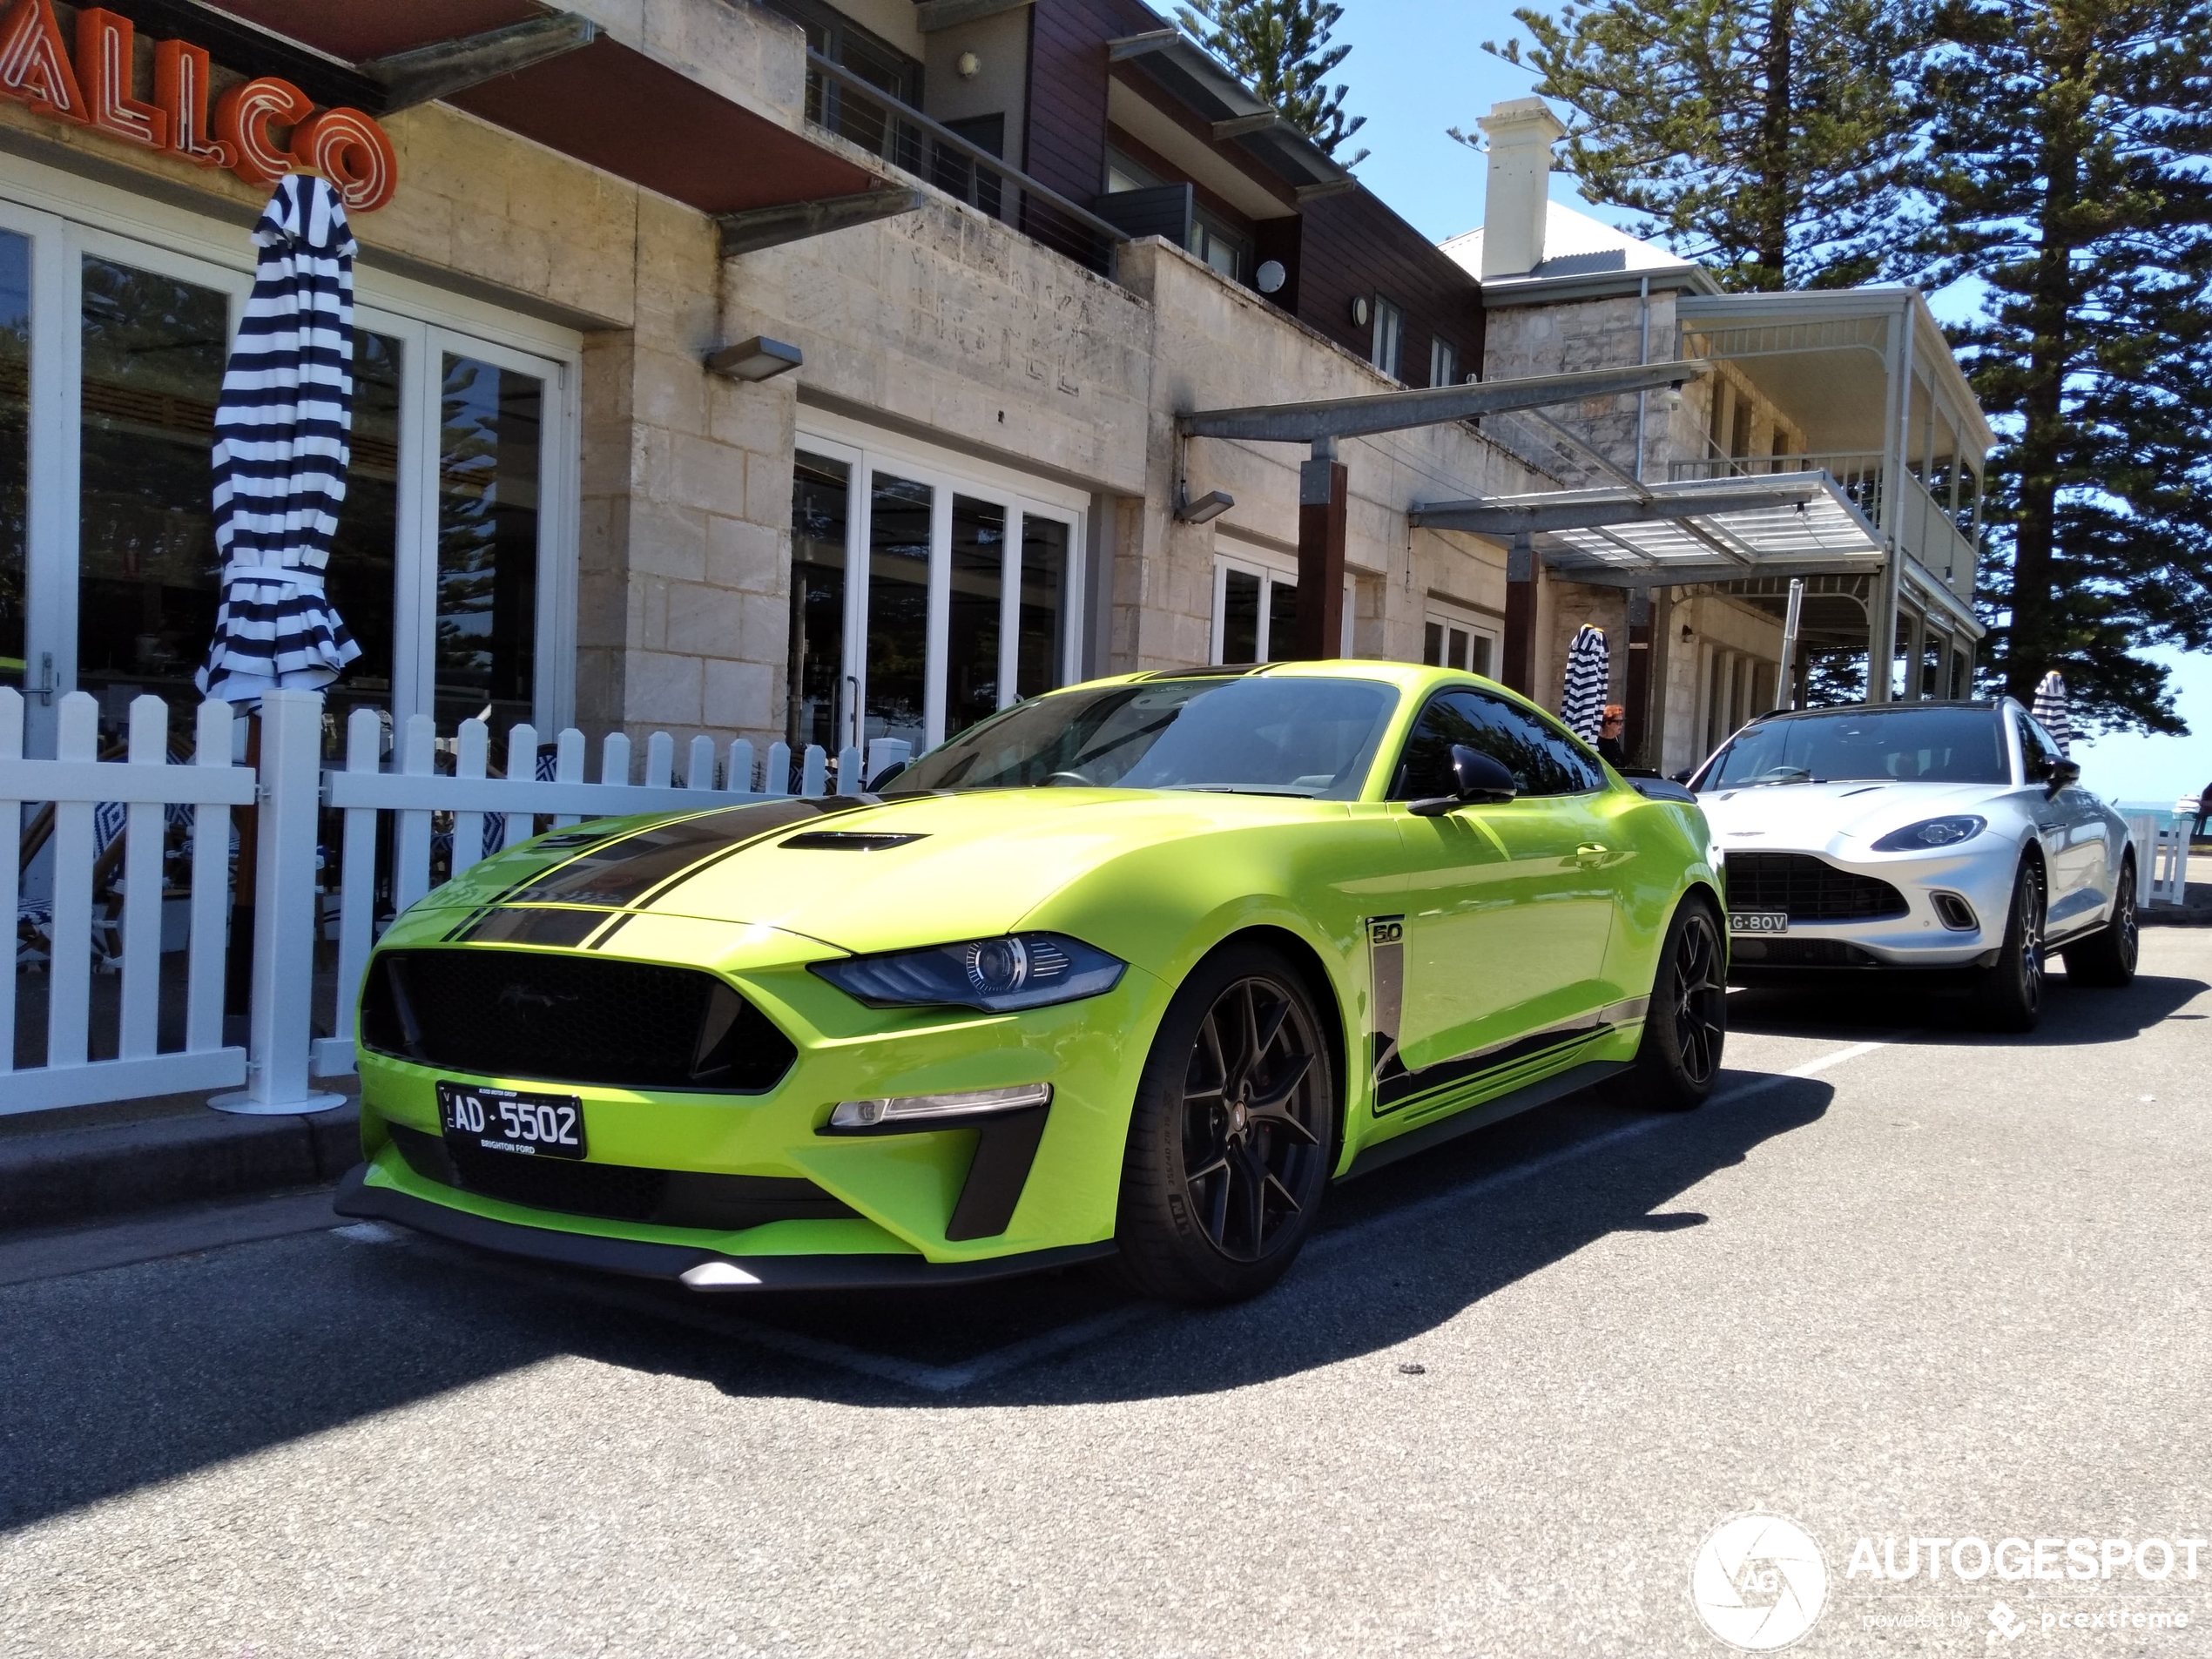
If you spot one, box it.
[1414,474,1885,589]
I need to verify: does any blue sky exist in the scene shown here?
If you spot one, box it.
[1325,0,2212,806]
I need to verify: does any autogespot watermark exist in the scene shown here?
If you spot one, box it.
[1690,1515,2202,1649]
[1691,1513,1831,1651]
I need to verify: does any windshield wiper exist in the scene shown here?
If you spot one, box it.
[1160,784,1321,798]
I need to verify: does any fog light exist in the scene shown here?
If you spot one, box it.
[828,1081,1052,1130]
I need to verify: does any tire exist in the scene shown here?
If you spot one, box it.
[1630,896,1728,1110]
[1114,943,1336,1305]
[2062,858,2139,988]
[1977,860,2046,1032]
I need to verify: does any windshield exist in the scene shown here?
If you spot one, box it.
[1703,706,2008,789]
[887,675,1399,799]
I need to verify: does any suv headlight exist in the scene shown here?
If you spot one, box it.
[811,932,1126,1011]
[1871,814,1986,853]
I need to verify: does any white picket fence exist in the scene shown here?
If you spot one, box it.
[3,688,254,1113]
[2123,814,2188,908]
[7,686,907,1117]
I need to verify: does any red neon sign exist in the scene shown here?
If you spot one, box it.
[0,0,397,211]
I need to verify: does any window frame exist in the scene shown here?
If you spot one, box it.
[1370,294,1404,380]
[793,410,1089,754]
[1210,549,1354,664]
[0,152,580,753]
[1428,335,1459,389]
[1420,604,1497,678]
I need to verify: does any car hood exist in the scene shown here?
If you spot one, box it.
[1697,779,2006,850]
[414,788,1350,954]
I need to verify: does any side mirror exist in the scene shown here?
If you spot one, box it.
[1408,745,1519,816]
[1671,768,1696,786]
[867,759,909,792]
[2042,756,2080,796]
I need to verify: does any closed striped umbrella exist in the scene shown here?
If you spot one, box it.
[197,175,361,705]
[1561,623,1609,741]
[2032,670,2072,754]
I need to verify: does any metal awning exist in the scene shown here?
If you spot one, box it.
[1413,474,1885,588]
[1108,30,1355,198]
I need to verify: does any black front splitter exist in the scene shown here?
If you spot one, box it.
[334,1165,1116,1291]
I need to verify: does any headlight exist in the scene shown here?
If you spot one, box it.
[811,932,1126,1011]
[1871,814,1986,853]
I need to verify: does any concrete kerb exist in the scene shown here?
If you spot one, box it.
[0,1091,361,1233]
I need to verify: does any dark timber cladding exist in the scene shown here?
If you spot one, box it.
[1026,0,1163,210]
[1297,188,1485,383]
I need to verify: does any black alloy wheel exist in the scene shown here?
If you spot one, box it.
[2062,858,2139,988]
[1979,860,2046,1031]
[1115,944,1336,1304]
[1669,909,1728,1087]
[1179,975,1327,1264]
[1632,899,1728,1110]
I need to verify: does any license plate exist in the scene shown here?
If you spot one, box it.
[1730,910,1790,936]
[438,1082,586,1160]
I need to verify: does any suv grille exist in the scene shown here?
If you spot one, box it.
[360,949,797,1093]
[388,1125,856,1230]
[1725,853,1910,923]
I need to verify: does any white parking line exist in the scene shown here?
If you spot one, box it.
[332,1035,1895,1393]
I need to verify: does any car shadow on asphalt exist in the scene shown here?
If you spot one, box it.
[1726,967,2206,1046]
[0,1075,1833,1534]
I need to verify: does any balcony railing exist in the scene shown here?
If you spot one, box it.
[805,51,1132,279]
[1669,452,1979,600]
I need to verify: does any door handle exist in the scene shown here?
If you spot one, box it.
[1575,843,1609,862]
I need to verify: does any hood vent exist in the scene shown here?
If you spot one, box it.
[779,832,927,852]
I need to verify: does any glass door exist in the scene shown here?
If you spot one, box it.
[789,431,1086,759]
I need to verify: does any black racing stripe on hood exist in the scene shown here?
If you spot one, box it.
[452,907,612,948]
[492,798,874,910]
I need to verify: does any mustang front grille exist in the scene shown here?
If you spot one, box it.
[1723,853,1910,923]
[360,948,797,1093]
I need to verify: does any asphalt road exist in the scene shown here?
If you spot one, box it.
[3,933,2208,1658]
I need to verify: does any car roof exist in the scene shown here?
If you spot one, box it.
[1744,699,2001,722]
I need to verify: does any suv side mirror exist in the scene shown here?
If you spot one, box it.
[2042,756,2080,796]
[1409,745,1519,816]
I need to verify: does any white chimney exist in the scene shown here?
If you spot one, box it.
[1477,98,1566,280]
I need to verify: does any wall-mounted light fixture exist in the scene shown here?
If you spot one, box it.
[1255,259,1286,294]
[1176,489,1234,524]
[705,335,804,381]
[1350,294,1372,327]
[956,50,981,78]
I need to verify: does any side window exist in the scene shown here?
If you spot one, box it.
[1468,693,1604,795]
[2014,713,2057,783]
[1391,691,1603,799]
[1391,692,1487,799]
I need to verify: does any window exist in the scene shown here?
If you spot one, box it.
[1104,147,1158,195]
[0,175,577,750]
[787,423,1085,754]
[1189,209,1248,283]
[1421,612,1495,678]
[1213,558,1293,663]
[1707,707,2006,788]
[1391,689,1603,800]
[1371,297,1404,379]
[2014,711,2063,784]
[1429,337,1459,388]
[1214,555,1355,663]
[768,0,925,166]
[789,451,849,755]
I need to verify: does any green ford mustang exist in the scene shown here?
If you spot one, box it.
[337,662,1727,1304]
